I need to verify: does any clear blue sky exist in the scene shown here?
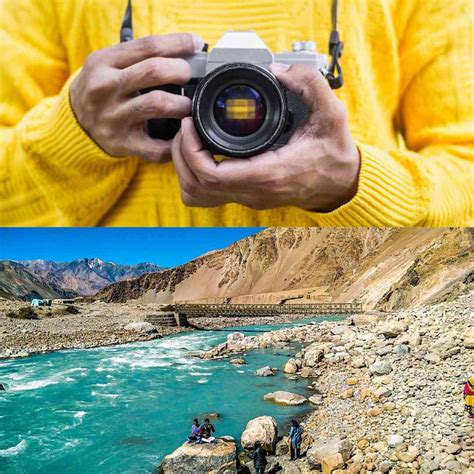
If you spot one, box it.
[0,228,263,267]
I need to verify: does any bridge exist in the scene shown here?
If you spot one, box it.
[146,302,362,327]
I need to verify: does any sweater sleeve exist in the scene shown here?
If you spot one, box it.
[0,0,137,226]
[308,0,473,227]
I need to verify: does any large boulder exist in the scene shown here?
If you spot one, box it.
[255,366,276,377]
[241,416,278,453]
[227,333,246,350]
[124,322,156,334]
[303,344,325,367]
[159,438,237,473]
[264,391,307,406]
[377,322,407,339]
[307,438,354,467]
[283,358,300,374]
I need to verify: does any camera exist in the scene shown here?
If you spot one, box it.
[147,31,330,158]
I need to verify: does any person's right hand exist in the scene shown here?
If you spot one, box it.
[70,33,204,162]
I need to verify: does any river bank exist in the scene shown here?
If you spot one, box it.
[194,291,474,472]
[0,299,332,359]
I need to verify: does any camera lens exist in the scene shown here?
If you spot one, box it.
[213,85,266,137]
[192,63,288,158]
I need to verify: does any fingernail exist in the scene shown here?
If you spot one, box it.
[270,63,291,73]
[191,34,205,53]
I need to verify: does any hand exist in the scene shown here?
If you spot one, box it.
[70,33,204,162]
[172,63,360,212]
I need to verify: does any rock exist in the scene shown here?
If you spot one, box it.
[444,443,461,455]
[300,367,314,378]
[378,322,407,338]
[303,344,325,367]
[0,383,6,391]
[356,438,369,449]
[227,332,245,350]
[397,446,419,463]
[424,353,442,364]
[255,366,275,377]
[387,434,404,447]
[379,461,392,473]
[284,359,299,374]
[309,395,324,405]
[369,361,393,376]
[264,391,307,406]
[350,312,384,326]
[307,438,353,467]
[351,357,365,368]
[124,322,156,334]
[340,389,354,400]
[159,438,237,473]
[322,453,344,473]
[241,416,278,453]
[464,337,474,349]
[367,407,383,417]
[229,358,246,365]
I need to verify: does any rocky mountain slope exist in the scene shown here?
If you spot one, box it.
[1,259,164,298]
[0,261,78,301]
[96,228,473,310]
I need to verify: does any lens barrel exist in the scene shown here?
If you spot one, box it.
[192,63,288,158]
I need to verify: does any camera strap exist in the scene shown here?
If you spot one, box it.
[327,0,344,89]
[120,0,344,88]
[120,0,134,42]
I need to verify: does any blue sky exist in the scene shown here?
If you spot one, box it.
[0,228,263,268]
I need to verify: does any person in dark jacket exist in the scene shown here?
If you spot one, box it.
[250,441,268,474]
[200,418,216,443]
[288,419,302,460]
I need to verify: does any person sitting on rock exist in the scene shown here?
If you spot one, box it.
[464,377,474,419]
[187,418,202,444]
[200,418,216,443]
[288,419,303,460]
[249,441,268,474]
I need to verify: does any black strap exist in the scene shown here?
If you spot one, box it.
[120,0,344,89]
[327,0,344,89]
[120,0,133,42]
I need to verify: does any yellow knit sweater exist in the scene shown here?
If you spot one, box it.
[0,0,472,227]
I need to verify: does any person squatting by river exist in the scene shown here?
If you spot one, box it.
[250,441,268,474]
[288,419,303,461]
[464,377,474,419]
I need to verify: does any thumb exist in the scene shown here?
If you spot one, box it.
[269,63,335,111]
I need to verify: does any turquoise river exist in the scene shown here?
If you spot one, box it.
[0,316,342,474]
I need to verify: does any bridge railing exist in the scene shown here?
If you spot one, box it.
[174,302,363,317]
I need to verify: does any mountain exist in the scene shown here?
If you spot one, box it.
[0,261,78,301]
[2,259,164,298]
[96,228,473,311]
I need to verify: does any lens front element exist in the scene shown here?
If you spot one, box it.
[192,63,288,158]
[214,85,266,137]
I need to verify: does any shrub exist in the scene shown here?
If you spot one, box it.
[64,305,80,315]
[6,306,38,319]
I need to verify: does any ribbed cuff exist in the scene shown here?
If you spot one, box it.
[305,143,430,227]
[22,71,133,171]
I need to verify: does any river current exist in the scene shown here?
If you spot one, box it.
[0,316,342,473]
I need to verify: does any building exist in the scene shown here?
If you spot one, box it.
[31,299,52,307]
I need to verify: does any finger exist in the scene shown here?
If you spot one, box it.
[124,90,191,122]
[119,57,191,94]
[101,33,204,68]
[130,129,172,163]
[180,118,277,190]
[172,131,229,207]
[269,63,336,111]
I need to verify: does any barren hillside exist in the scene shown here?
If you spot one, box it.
[96,228,473,310]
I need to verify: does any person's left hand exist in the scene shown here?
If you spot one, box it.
[171,63,360,212]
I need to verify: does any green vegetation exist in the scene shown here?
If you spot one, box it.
[6,306,38,319]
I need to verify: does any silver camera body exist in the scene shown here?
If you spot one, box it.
[148,31,330,158]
